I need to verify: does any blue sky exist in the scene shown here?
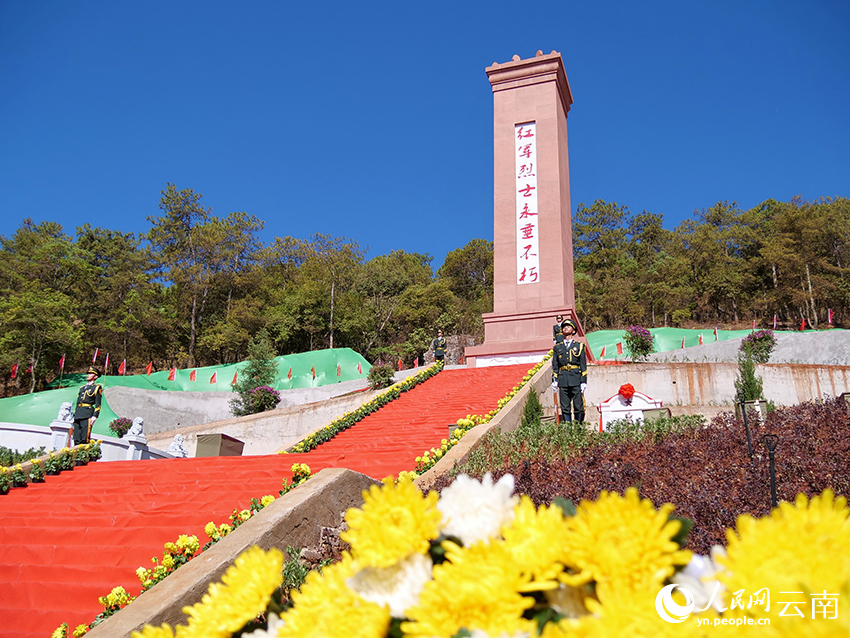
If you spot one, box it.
[1,1,848,268]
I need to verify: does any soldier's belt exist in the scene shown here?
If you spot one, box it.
[78,403,94,407]
[559,365,582,371]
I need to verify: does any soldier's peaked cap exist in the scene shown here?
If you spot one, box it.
[562,319,577,332]
[86,366,101,377]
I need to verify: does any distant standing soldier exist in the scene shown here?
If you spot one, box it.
[432,330,447,363]
[553,314,565,341]
[552,320,587,422]
[73,366,103,445]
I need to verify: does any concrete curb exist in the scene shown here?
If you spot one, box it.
[415,360,553,491]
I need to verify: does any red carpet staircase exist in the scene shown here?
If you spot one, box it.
[0,364,530,638]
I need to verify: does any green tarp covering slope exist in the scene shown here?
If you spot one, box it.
[3,348,371,435]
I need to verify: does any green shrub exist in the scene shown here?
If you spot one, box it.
[623,325,655,362]
[230,330,279,417]
[734,354,765,402]
[740,329,776,364]
[520,389,543,428]
[0,445,46,468]
[367,362,396,390]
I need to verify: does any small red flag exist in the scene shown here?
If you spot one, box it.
[600,345,606,357]
[699,334,704,345]
[801,317,807,331]
[713,327,718,340]
[232,370,238,385]
[189,369,196,382]
[210,372,217,384]
[681,337,686,349]
[167,367,176,381]
[287,366,292,380]
[146,361,153,376]
[616,342,623,355]
[92,348,99,363]
[828,309,834,324]
[752,320,756,331]
[26,361,33,373]
[59,354,66,370]
[357,362,362,374]
[311,366,315,379]
[397,358,403,371]
[104,353,110,371]
[773,314,778,330]
[11,363,18,379]
[118,359,126,375]
[336,363,341,376]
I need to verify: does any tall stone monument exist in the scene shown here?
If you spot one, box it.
[465,51,589,367]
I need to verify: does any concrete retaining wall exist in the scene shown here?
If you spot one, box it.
[144,388,383,456]
[104,378,373,434]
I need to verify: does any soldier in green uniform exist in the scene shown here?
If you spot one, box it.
[432,330,447,363]
[72,367,103,445]
[551,320,587,422]
[553,314,565,341]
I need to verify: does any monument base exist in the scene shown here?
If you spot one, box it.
[464,308,591,368]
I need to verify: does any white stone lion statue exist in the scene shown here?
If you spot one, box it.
[128,417,145,437]
[56,402,74,423]
[168,434,189,458]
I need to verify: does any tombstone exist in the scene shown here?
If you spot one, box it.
[466,51,590,367]
[598,391,665,432]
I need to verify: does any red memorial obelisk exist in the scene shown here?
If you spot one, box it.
[465,51,589,367]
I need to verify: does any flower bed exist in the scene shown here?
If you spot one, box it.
[130,473,850,637]
[414,354,552,475]
[283,362,443,455]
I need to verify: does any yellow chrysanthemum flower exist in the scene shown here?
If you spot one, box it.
[130,625,176,638]
[402,539,535,637]
[72,624,89,637]
[562,488,691,595]
[181,545,283,638]
[341,477,441,568]
[502,495,572,587]
[260,494,275,507]
[176,535,200,554]
[51,623,69,638]
[279,554,390,638]
[162,554,175,569]
[543,586,705,638]
[718,489,850,621]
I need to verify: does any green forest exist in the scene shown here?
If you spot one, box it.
[1,184,847,396]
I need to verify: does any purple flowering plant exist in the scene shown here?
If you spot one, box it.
[623,325,655,362]
[740,329,776,364]
[246,385,281,414]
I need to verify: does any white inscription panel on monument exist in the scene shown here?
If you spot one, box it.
[515,122,539,285]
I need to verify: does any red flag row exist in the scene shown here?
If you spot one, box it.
[8,357,368,382]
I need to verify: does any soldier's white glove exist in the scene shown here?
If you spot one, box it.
[551,380,558,391]
[90,417,97,425]
[580,383,587,394]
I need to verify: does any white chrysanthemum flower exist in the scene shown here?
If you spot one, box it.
[347,553,433,617]
[437,473,518,546]
[671,545,727,613]
[242,612,284,637]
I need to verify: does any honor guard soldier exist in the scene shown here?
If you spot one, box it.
[553,314,565,341]
[73,366,103,445]
[552,320,587,423]
[432,330,447,363]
